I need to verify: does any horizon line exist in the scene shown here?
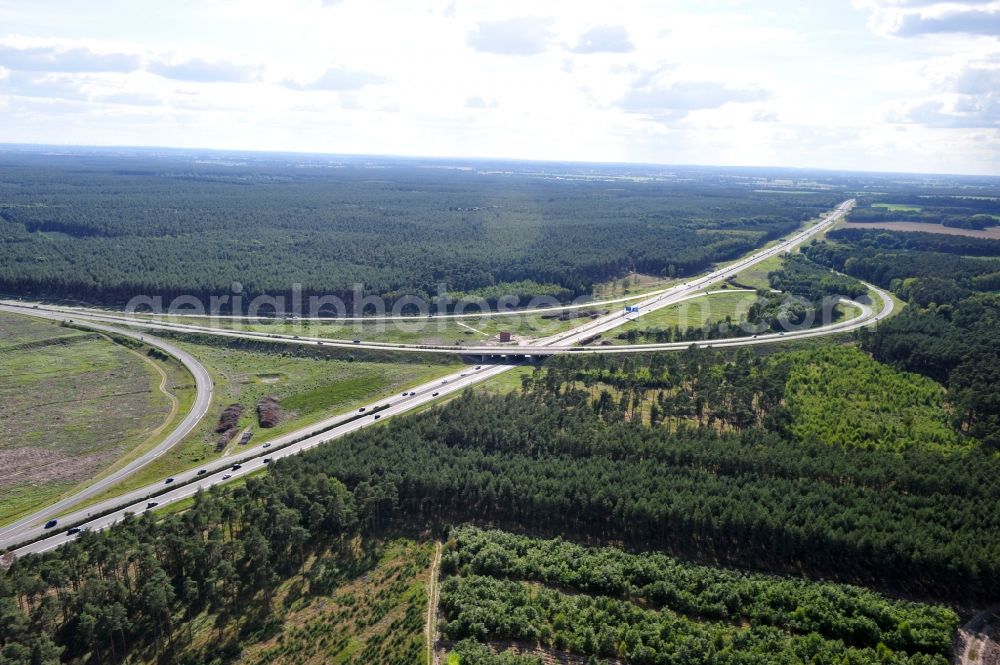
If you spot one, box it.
[1,140,997,181]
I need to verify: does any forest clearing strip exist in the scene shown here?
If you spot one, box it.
[426,541,442,665]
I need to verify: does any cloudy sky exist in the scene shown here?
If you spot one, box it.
[0,0,998,174]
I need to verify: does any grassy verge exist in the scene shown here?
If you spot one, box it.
[729,254,783,290]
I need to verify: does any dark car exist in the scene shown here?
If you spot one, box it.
[432,392,439,397]
[263,458,272,464]
[373,414,381,420]
[352,339,361,344]
[146,502,158,509]
[44,519,58,529]
[197,469,207,475]
[164,477,174,484]
[67,527,81,535]
[358,407,366,412]
[231,463,242,470]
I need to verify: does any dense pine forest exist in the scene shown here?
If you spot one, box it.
[0,151,837,310]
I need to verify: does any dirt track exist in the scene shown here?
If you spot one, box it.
[954,605,1000,665]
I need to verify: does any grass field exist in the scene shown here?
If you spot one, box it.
[76,338,463,508]
[729,254,784,290]
[473,366,534,396]
[0,312,82,347]
[134,310,586,346]
[0,311,180,526]
[607,290,761,343]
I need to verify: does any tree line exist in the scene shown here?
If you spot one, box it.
[444,526,957,656]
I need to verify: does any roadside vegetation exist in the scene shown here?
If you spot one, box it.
[0,477,433,665]
[75,335,461,509]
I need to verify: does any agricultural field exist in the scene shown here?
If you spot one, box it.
[838,221,1000,239]
[0,311,182,525]
[849,193,1000,231]
[871,202,923,212]
[76,335,462,506]
[437,526,958,664]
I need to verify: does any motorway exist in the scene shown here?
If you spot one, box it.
[2,199,873,557]
[0,311,214,545]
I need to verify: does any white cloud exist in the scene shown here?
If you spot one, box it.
[893,9,1000,36]
[859,1,1000,37]
[465,95,498,108]
[466,17,553,55]
[98,91,161,107]
[890,61,1000,128]
[0,2,998,174]
[569,26,634,54]
[283,67,387,91]
[617,80,771,121]
[148,58,262,83]
[0,43,140,73]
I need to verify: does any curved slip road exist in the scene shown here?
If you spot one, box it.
[5,199,883,557]
[0,309,214,543]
